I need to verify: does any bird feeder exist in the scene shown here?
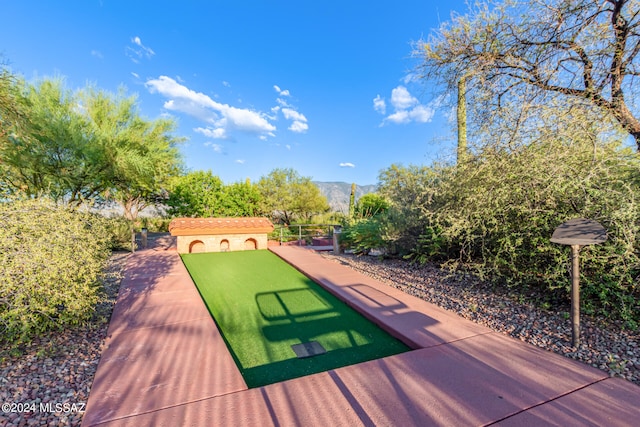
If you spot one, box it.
[550,218,607,348]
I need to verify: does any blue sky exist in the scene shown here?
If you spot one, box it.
[1,1,469,185]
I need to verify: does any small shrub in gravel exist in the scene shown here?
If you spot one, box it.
[0,252,126,427]
[0,198,112,343]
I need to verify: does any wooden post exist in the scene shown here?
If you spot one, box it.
[571,244,581,348]
[551,219,607,349]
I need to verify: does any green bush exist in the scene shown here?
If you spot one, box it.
[408,138,640,324]
[378,164,445,255]
[104,216,134,250]
[375,135,640,323]
[340,216,387,254]
[0,198,112,342]
[355,193,390,218]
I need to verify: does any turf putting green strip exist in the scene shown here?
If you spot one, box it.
[181,250,409,388]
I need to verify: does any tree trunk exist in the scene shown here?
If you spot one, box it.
[457,75,468,164]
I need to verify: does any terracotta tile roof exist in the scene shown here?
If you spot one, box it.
[168,217,274,236]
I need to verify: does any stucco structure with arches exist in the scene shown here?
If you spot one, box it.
[168,217,274,254]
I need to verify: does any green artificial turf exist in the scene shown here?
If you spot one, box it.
[181,250,409,388]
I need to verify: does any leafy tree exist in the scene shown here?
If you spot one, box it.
[0,78,102,203]
[165,170,225,217]
[220,179,262,217]
[0,68,29,198]
[0,67,27,146]
[257,168,330,224]
[0,79,184,216]
[417,0,640,148]
[80,87,185,220]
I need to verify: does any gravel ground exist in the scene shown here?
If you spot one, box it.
[320,252,640,386]
[0,252,128,427]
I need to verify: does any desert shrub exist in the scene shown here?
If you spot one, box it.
[377,164,445,255]
[414,138,640,323]
[354,193,390,218]
[104,216,134,250]
[340,216,388,254]
[0,198,112,342]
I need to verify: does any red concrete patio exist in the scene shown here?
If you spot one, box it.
[82,241,640,426]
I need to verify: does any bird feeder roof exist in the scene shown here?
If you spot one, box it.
[550,218,607,246]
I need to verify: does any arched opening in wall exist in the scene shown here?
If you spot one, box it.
[244,238,257,250]
[220,239,230,252]
[189,240,205,253]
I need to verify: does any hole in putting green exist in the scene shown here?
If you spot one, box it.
[291,341,327,358]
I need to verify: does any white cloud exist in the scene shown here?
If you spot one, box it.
[274,85,290,96]
[222,81,230,87]
[235,159,245,164]
[390,86,417,110]
[91,50,103,59]
[402,73,418,84]
[211,144,223,153]
[289,120,309,133]
[383,106,434,125]
[280,107,308,133]
[286,144,291,150]
[376,85,434,126]
[131,72,140,79]
[384,110,410,124]
[408,105,434,123]
[204,141,224,153]
[373,95,386,114]
[147,76,276,138]
[272,87,309,133]
[339,162,356,168]
[281,108,307,122]
[126,36,155,63]
[196,127,228,140]
[164,99,220,124]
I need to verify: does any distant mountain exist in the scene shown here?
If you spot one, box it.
[313,181,377,213]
